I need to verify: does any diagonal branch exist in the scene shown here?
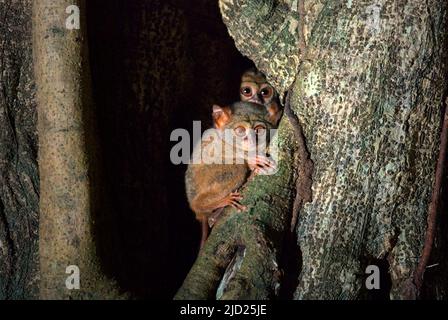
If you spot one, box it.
[413,100,448,293]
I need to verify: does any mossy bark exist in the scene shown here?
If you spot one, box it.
[33,0,121,299]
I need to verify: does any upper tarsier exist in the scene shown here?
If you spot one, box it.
[185,69,283,249]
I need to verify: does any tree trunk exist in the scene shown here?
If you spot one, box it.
[33,0,120,299]
[291,0,447,300]
[176,0,448,300]
[0,0,39,300]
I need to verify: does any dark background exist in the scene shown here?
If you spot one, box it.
[86,0,252,299]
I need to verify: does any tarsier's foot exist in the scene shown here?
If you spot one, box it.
[248,155,277,175]
[222,192,246,212]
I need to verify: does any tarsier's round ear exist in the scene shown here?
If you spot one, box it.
[266,101,283,126]
[212,104,232,129]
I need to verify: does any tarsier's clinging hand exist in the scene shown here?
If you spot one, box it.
[185,101,281,248]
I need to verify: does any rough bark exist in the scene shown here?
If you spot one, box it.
[33,0,121,299]
[0,0,39,300]
[292,0,447,300]
[219,0,301,94]
[176,0,448,300]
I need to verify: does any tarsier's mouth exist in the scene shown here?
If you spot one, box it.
[248,97,262,104]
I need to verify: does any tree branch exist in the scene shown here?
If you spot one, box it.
[413,100,448,294]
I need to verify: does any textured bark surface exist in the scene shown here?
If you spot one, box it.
[213,0,448,300]
[293,0,447,300]
[0,0,39,300]
[219,0,301,93]
[34,0,120,299]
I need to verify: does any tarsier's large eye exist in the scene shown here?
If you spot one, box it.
[260,86,273,98]
[241,87,252,97]
[254,125,266,136]
[234,126,247,137]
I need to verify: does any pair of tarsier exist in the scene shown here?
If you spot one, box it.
[185,69,283,248]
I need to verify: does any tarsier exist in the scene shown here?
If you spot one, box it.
[185,101,281,248]
[239,68,282,126]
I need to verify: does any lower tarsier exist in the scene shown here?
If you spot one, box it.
[185,69,282,249]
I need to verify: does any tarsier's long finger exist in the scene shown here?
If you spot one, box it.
[251,157,268,165]
[230,201,247,212]
[250,161,267,170]
[255,163,275,171]
[255,163,278,175]
[254,156,276,168]
[230,194,243,201]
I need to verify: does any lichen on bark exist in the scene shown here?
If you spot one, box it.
[219,0,301,94]
[292,0,447,299]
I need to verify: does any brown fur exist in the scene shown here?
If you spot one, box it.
[185,101,280,248]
